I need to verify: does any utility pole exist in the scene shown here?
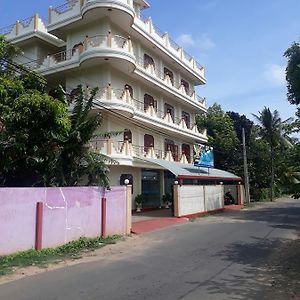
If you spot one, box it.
[242,128,250,204]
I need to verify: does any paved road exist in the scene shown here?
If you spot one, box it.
[1,198,300,300]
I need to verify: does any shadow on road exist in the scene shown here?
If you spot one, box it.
[203,200,300,299]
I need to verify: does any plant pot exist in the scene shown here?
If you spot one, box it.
[136,204,142,212]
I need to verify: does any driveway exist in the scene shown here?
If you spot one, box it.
[0,197,299,300]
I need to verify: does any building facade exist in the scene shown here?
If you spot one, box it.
[2,0,241,209]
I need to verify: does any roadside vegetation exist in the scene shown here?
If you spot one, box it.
[0,235,120,276]
[196,42,300,202]
[0,36,116,188]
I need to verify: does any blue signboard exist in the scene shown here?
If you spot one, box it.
[194,145,214,168]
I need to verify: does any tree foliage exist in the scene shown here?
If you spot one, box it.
[252,107,293,201]
[196,103,238,171]
[0,37,112,187]
[45,86,114,187]
[284,42,300,105]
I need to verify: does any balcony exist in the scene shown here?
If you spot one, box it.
[83,84,207,141]
[48,0,135,35]
[0,14,63,46]
[135,57,206,110]
[90,139,193,165]
[24,32,135,75]
[133,14,206,83]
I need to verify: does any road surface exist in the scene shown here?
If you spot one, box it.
[1,197,300,300]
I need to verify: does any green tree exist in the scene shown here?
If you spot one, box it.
[284,42,300,134]
[196,103,238,171]
[0,75,70,186]
[252,107,292,201]
[284,42,300,106]
[0,37,113,187]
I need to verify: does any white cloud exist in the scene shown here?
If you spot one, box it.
[176,33,216,50]
[176,34,195,47]
[263,64,286,86]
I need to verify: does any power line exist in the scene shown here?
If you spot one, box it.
[2,57,205,146]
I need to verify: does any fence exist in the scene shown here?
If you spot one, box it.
[0,186,131,255]
[173,185,224,217]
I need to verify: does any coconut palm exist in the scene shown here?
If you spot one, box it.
[252,107,292,201]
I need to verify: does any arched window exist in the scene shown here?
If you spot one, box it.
[165,139,179,162]
[144,54,155,69]
[72,42,83,55]
[182,111,191,128]
[144,94,157,111]
[182,144,191,163]
[163,67,174,84]
[181,79,190,94]
[69,87,81,102]
[164,103,174,120]
[144,134,154,152]
[125,84,133,98]
[123,129,132,143]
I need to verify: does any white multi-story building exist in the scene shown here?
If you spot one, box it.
[2,0,242,209]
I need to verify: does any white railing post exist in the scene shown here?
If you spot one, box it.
[106,83,112,100]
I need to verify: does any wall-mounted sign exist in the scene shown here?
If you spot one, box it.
[194,145,214,168]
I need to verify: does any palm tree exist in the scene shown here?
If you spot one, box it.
[252,107,292,201]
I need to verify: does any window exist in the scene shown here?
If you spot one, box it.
[123,129,132,143]
[125,84,133,98]
[165,139,179,161]
[182,111,191,128]
[163,67,174,84]
[144,134,154,152]
[144,54,155,69]
[164,103,175,120]
[72,42,83,55]
[144,94,157,111]
[181,79,189,94]
[182,144,191,163]
[69,87,81,102]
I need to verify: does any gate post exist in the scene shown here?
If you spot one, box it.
[35,202,43,251]
[173,181,180,217]
[126,185,132,234]
[101,197,107,237]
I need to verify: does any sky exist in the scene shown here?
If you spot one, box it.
[1,0,300,123]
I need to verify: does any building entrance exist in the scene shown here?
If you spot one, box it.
[141,169,161,208]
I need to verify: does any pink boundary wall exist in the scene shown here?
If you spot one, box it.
[0,186,127,255]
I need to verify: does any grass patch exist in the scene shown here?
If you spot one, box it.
[243,201,261,209]
[0,235,120,276]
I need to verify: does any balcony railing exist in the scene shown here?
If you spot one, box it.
[132,98,197,130]
[135,13,205,79]
[78,84,206,137]
[0,14,48,39]
[90,138,193,164]
[135,56,205,105]
[23,32,133,71]
[52,0,78,15]
[49,0,134,26]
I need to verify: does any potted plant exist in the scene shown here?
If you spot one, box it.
[162,193,172,209]
[135,194,143,212]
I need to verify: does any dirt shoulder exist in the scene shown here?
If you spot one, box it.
[0,234,147,285]
[256,232,300,299]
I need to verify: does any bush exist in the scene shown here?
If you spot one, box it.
[252,188,269,201]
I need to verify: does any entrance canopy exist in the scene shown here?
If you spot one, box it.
[136,158,241,181]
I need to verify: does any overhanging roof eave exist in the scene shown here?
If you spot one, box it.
[134,157,241,181]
